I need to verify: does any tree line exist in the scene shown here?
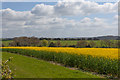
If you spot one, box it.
[2,37,99,41]
[1,36,120,48]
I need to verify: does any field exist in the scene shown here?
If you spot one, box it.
[2,47,118,78]
[2,40,13,47]
[2,40,118,47]
[3,47,118,59]
[2,52,100,78]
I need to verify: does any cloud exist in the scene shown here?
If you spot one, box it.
[31,4,54,16]
[55,1,117,16]
[31,0,118,16]
[114,15,118,19]
[2,8,33,21]
[2,0,118,38]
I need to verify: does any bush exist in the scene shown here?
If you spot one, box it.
[76,40,88,48]
[2,57,14,79]
[41,39,48,46]
[49,42,56,47]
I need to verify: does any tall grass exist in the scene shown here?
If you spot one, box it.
[2,48,118,77]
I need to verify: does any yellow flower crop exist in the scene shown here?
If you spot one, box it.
[2,47,118,59]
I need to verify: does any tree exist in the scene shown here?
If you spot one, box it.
[9,36,40,46]
[9,42,17,46]
[76,40,87,48]
[29,37,40,46]
[87,38,93,40]
[49,42,56,47]
[103,40,112,48]
[56,41,61,47]
[89,41,95,48]
[114,40,119,48]
[41,39,48,46]
[100,40,105,48]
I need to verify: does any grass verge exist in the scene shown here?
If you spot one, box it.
[2,52,100,78]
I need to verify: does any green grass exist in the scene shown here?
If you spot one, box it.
[2,52,100,78]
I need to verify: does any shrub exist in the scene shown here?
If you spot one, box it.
[76,40,87,48]
[49,42,56,47]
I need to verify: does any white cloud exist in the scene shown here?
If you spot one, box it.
[31,0,118,16]
[2,0,118,38]
[31,4,54,16]
[2,8,33,21]
[57,1,117,15]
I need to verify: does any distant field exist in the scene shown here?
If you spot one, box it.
[50,40,117,47]
[2,52,100,78]
[2,40,13,47]
[2,40,118,47]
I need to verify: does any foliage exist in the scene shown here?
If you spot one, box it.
[49,42,56,47]
[56,41,61,47]
[41,39,48,46]
[2,39,120,48]
[2,57,14,79]
[9,37,40,46]
[76,40,87,48]
[88,41,95,48]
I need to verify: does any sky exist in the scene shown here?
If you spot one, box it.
[1,0,119,38]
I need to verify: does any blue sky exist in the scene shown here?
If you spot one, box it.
[2,2,57,11]
[2,2,115,11]
[1,1,118,38]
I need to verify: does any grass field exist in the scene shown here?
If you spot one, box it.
[2,52,100,78]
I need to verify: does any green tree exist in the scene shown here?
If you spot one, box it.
[56,41,61,47]
[89,41,95,48]
[49,42,56,47]
[41,39,48,46]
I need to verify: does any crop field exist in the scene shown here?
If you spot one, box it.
[3,47,118,59]
[2,47,119,78]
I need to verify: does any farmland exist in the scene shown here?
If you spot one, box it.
[1,0,119,79]
[1,37,119,78]
[2,47,118,78]
[2,40,118,48]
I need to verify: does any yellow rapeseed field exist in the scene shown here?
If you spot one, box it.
[2,47,118,59]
